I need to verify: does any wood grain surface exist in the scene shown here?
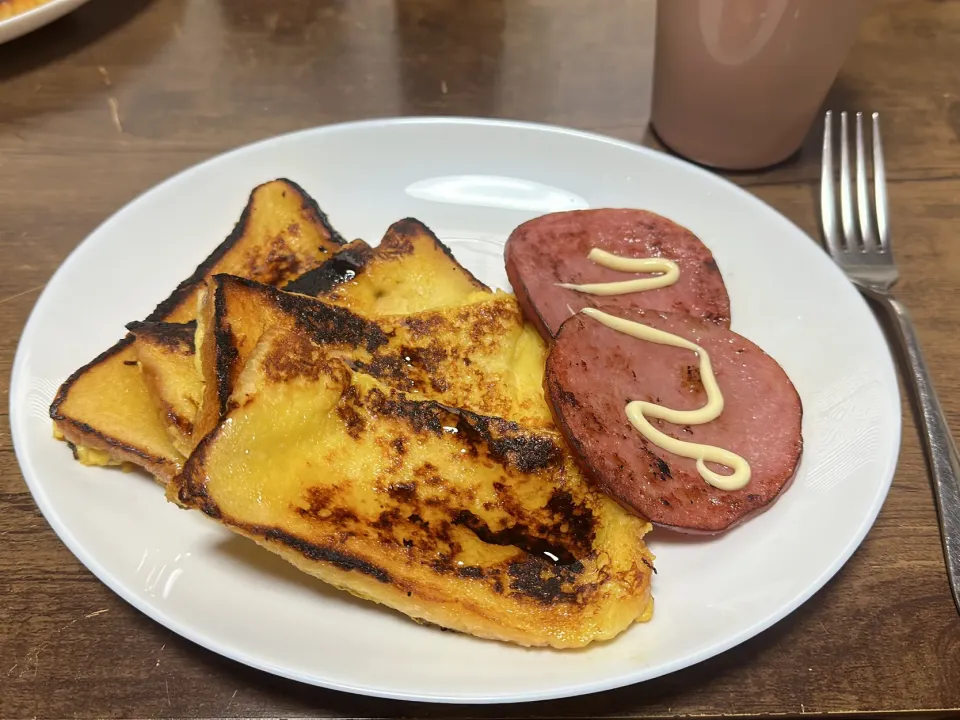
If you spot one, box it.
[2,0,960,717]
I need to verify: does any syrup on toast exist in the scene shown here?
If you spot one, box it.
[49,179,345,482]
[172,327,654,648]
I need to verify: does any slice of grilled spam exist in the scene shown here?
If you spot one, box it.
[172,328,654,648]
[127,321,203,457]
[49,179,345,482]
[190,275,552,447]
[283,218,489,315]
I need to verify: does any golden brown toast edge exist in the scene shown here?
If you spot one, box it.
[50,337,181,480]
[127,320,201,457]
[50,179,345,481]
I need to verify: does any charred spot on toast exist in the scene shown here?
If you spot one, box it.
[213,282,241,414]
[464,301,520,345]
[403,315,446,339]
[456,412,561,473]
[351,343,449,391]
[452,510,578,566]
[160,402,194,436]
[336,385,369,439]
[260,330,351,386]
[361,386,446,436]
[251,526,391,582]
[378,221,417,258]
[506,558,579,604]
[247,234,310,287]
[127,321,197,354]
[283,240,374,296]
[265,279,389,352]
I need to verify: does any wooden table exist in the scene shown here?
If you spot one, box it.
[2,1,959,717]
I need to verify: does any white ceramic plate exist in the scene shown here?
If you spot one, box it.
[10,118,901,704]
[0,0,91,45]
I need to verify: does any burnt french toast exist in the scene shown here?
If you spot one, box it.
[190,275,552,448]
[49,179,345,482]
[284,217,489,314]
[172,327,654,648]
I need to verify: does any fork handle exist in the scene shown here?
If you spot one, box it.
[877,295,960,614]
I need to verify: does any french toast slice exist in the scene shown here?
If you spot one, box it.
[126,321,203,457]
[190,275,552,448]
[283,218,489,314]
[172,327,654,648]
[49,179,345,482]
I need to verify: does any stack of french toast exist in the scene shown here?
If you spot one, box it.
[50,179,655,649]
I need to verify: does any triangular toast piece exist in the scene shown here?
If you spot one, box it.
[283,218,488,314]
[126,321,202,457]
[172,326,654,648]
[190,276,551,448]
[49,179,344,482]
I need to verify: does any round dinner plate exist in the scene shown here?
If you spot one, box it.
[0,0,92,45]
[10,118,901,704]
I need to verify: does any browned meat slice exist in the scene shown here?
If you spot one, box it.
[505,209,731,339]
[545,309,802,532]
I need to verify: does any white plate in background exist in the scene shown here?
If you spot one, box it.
[0,0,92,45]
[10,118,901,703]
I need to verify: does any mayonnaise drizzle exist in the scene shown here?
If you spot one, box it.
[557,248,680,296]
[581,308,751,491]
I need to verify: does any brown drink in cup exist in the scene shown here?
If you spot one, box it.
[651,0,873,170]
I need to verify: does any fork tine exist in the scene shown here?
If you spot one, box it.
[820,111,843,256]
[839,111,857,250]
[873,112,890,252]
[856,112,878,250]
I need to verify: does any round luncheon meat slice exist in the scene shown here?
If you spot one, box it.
[505,209,731,339]
[545,308,802,533]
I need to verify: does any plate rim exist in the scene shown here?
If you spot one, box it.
[9,116,903,704]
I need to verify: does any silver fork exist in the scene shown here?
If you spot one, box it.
[821,110,960,615]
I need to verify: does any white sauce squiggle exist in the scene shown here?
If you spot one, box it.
[557,248,680,296]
